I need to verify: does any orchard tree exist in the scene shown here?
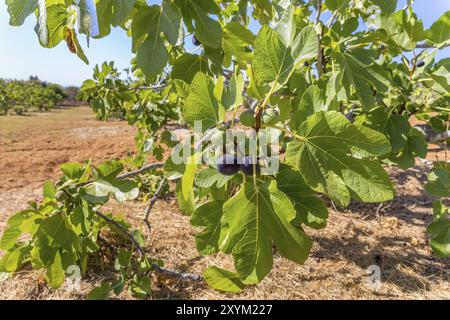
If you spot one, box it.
[0,79,66,114]
[0,0,449,298]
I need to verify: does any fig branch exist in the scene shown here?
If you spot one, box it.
[94,210,201,281]
[118,163,164,179]
[315,0,326,76]
[144,177,167,234]
[265,124,305,142]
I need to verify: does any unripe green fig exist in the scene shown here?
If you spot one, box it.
[240,110,256,127]
[55,190,67,202]
[262,108,280,126]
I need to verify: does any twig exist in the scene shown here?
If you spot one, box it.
[151,264,202,281]
[315,0,325,76]
[133,85,167,92]
[94,210,201,281]
[415,42,450,49]
[144,177,167,234]
[375,202,383,220]
[94,210,147,257]
[315,0,322,28]
[430,131,450,144]
[254,107,264,132]
[409,48,417,81]
[118,163,164,180]
[273,92,296,98]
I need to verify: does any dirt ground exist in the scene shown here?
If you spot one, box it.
[0,106,449,300]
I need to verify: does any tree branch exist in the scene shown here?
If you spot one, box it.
[144,177,167,234]
[94,210,147,257]
[118,163,164,180]
[94,210,202,281]
[151,264,202,281]
[315,0,325,76]
[416,42,450,49]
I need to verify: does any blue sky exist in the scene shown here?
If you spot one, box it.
[0,0,449,86]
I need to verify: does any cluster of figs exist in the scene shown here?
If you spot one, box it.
[217,154,259,176]
[191,33,280,177]
[213,103,281,176]
[214,106,280,176]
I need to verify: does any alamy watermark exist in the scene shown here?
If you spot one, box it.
[169,121,282,175]
[366,265,382,292]
[65,265,81,292]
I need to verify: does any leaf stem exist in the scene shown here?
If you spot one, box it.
[260,82,277,112]
[315,0,325,76]
[265,124,305,141]
[254,82,278,131]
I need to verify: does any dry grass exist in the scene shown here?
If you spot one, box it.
[0,106,449,300]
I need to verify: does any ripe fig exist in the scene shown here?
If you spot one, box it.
[262,108,280,126]
[416,60,425,68]
[192,35,201,46]
[240,156,259,176]
[217,154,240,176]
[240,110,256,127]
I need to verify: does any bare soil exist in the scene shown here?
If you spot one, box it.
[0,106,449,300]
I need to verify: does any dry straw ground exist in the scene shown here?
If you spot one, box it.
[0,106,449,300]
